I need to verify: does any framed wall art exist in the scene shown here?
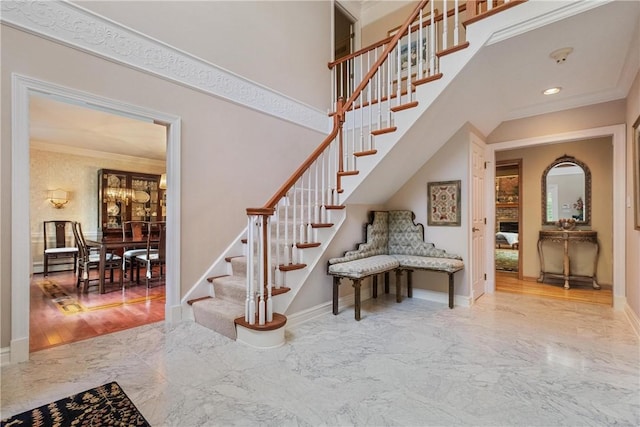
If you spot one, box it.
[427,180,461,226]
[633,115,640,230]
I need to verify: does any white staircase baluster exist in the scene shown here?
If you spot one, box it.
[418,9,424,77]
[292,181,298,264]
[258,218,265,325]
[307,169,312,242]
[454,0,459,46]
[266,215,273,321]
[442,0,448,50]
[430,1,435,73]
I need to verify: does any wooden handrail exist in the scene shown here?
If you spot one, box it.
[249,1,431,214]
[328,3,469,69]
[341,0,429,112]
[247,100,345,214]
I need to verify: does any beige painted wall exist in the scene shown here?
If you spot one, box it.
[361,1,468,50]
[496,138,614,285]
[625,70,640,320]
[1,0,330,348]
[29,148,165,271]
[384,124,473,298]
[73,1,331,109]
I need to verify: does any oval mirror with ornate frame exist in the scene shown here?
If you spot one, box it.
[541,155,591,226]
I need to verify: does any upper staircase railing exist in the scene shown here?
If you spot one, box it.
[244,0,522,327]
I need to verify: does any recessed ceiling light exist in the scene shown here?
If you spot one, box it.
[543,87,562,95]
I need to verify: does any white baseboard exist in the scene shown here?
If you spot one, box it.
[0,346,11,366]
[624,303,640,337]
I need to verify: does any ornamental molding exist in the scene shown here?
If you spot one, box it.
[1,0,329,133]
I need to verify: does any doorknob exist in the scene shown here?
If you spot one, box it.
[472,227,480,232]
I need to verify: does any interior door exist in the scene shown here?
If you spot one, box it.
[471,139,486,300]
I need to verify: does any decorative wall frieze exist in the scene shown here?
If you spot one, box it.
[1,0,329,133]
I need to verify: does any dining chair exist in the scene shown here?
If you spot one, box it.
[135,221,166,288]
[71,221,123,292]
[121,221,154,284]
[43,220,78,276]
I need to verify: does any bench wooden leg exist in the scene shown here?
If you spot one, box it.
[448,272,454,309]
[372,274,378,298]
[333,276,340,315]
[384,272,390,294]
[395,269,402,303]
[352,279,362,321]
[407,269,413,298]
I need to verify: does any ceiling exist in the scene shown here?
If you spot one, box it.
[29,1,639,159]
[30,95,167,161]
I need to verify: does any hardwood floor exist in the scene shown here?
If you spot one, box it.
[495,271,612,305]
[29,269,165,352]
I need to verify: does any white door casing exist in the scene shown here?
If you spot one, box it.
[471,136,486,300]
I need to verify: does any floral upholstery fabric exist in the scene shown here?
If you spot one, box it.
[328,210,463,277]
[388,210,462,259]
[328,211,389,264]
[393,255,464,273]
[328,255,399,278]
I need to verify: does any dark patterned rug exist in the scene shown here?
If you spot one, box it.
[1,382,149,427]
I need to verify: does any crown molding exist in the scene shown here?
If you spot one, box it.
[0,0,329,134]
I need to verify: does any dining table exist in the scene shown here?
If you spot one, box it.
[85,237,153,294]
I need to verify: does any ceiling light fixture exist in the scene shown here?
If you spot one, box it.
[543,87,562,95]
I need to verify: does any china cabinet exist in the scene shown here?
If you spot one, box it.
[98,169,164,238]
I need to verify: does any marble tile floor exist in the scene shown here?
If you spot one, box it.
[2,291,639,426]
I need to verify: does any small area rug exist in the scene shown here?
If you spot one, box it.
[0,382,149,427]
[496,248,518,272]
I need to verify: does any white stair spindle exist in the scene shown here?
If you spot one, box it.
[430,1,436,74]
[396,39,401,107]
[454,0,459,46]
[258,218,265,325]
[419,9,424,77]
[442,0,448,50]
[292,181,298,264]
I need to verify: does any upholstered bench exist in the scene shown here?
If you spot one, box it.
[328,210,464,320]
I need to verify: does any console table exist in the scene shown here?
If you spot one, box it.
[537,230,599,290]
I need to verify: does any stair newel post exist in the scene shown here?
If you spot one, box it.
[292,181,298,264]
[283,194,290,267]
[275,203,282,287]
[246,215,255,324]
[266,213,273,322]
[257,216,265,325]
[306,169,312,243]
[320,152,326,224]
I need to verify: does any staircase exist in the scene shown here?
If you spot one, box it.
[188,0,526,346]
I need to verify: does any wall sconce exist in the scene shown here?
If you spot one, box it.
[159,173,167,190]
[48,189,69,209]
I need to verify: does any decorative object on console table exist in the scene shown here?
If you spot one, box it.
[427,180,461,226]
[98,169,163,238]
[633,115,640,230]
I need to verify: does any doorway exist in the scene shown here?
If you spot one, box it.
[10,75,182,363]
[28,93,168,351]
[495,160,522,278]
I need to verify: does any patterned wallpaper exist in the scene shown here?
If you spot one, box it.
[30,148,165,267]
